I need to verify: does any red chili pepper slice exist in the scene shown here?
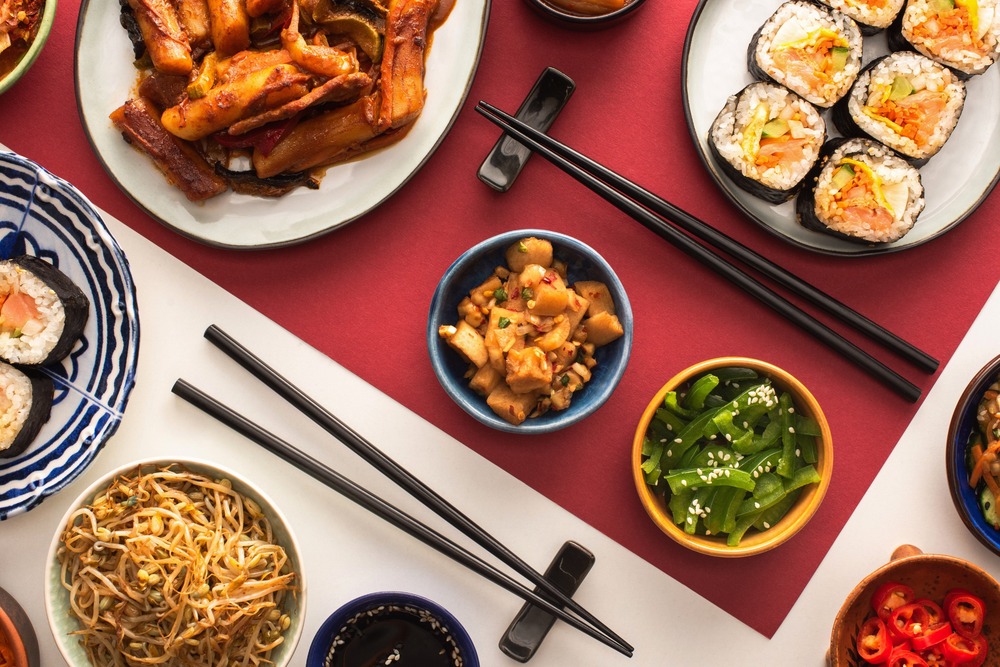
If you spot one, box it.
[946,592,986,639]
[887,646,930,667]
[941,632,985,663]
[890,603,933,642]
[873,582,916,620]
[910,621,952,651]
[210,117,298,157]
[857,616,893,663]
[912,598,945,625]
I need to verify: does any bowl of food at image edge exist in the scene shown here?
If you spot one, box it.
[521,0,646,28]
[947,353,1000,558]
[428,230,632,434]
[829,545,1000,666]
[306,591,479,667]
[631,357,833,558]
[1,585,40,667]
[0,0,56,95]
[44,458,305,667]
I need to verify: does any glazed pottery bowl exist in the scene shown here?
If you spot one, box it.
[44,458,305,667]
[306,591,478,666]
[947,353,1000,557]
[428,228,632,434]
[829,545,1000,666]
[632,356,833,557]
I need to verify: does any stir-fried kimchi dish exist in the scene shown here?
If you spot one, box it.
[0,0,43,79]
[111,0,450,200]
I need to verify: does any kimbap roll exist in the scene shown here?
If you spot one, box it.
[797,138,925,244]
[709,82,827,203]
[814,0,905,34]
[889,0,1000,78]
[833,51,966,165]
[0,256,89,366]
[0,362,53,459]
[748,1,864,107]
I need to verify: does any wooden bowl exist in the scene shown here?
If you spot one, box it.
[631,357,832,557]
[829,545,1000,666]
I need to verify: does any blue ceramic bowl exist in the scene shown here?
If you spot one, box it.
[306,591,479,667]
[947,353,1000,557]
[427,229,632,434]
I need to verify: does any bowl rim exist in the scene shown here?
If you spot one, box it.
[0,607,29,667]
[305,590,479,667]
[828,545,1000,662]
[521,0,646,26]
[631,356,833,558]
[0,0,57,95]
[946,352,1000,557]
[427,228,633,434]
[43,456,306,667]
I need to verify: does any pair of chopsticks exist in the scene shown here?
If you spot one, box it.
[474,101,939,403]
[173,325,633,658]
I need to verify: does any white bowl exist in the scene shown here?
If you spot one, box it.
[44,457,306,667]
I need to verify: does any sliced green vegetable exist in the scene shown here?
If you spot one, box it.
[684,374,719,411]
[888,75,914,101]
[761,118,789,139]
[830,164,855,191]
[665,466,755,495]
[830,45,850,71]
[776,392,797,479]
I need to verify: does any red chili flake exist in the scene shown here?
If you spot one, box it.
[542,273,555,284]
[511,288,520,299]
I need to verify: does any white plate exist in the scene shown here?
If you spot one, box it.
[0,152,140,519]
[683,0,1000,256]
[74,0,490,249]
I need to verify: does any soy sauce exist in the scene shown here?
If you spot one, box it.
[323,604,464,667]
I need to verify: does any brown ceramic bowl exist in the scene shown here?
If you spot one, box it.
[829,545,1000,666]
[631,357,833,558]
[0,585,39,667]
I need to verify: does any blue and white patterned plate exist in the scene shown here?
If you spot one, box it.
[0,152,139,519]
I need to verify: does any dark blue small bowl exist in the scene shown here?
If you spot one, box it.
[427,229,632,434]
[947,353,1000,557]
[305,591,479,667]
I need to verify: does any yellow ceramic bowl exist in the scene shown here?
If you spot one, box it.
[631,357,833,558]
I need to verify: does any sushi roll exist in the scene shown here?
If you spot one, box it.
[833,51,966,165]
[0,256,89,366]
[748,1,864,107]
[0,362,53,459]
[814,0,906,34]
[709,82,827,203]
[797,138,925,244]
[889,0,1000,78]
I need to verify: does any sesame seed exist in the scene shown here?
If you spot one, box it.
[754,501,761,509]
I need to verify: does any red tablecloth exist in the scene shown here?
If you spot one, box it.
[2,0,998,638]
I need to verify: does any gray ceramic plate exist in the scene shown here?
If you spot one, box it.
[683,0,1000,256]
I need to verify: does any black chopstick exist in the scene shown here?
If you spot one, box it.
[171,380,633,658]
[201,325,634,654]
[476,101,938,376]
[474,102,924,403]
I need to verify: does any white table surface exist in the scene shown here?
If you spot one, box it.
[2,205,999,666]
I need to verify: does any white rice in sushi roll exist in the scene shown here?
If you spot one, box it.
[749,1,864,107]
[0,362,52,458]
[0,256,89,366]
[898,0,1000,77]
